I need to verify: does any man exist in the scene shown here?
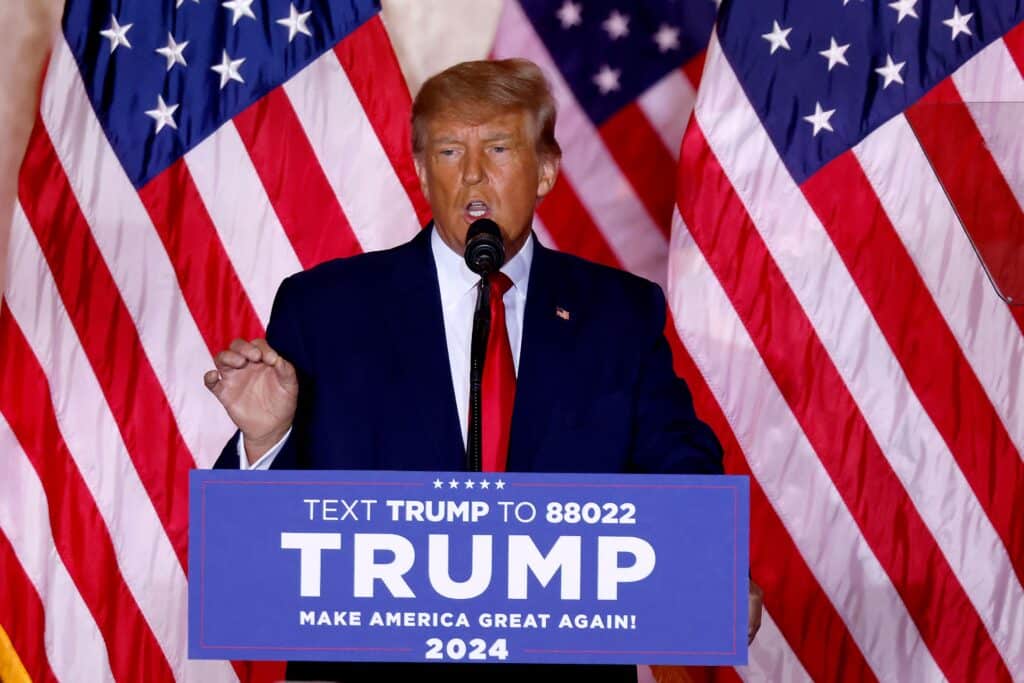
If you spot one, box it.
[206,58,759,682]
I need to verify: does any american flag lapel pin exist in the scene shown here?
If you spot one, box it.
[555,306,570,321]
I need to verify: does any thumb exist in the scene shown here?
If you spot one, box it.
[204,370,224,396]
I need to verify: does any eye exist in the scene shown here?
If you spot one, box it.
[439,148,457,157]
[491,145,508,154]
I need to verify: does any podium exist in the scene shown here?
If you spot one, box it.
[189,470,749,666]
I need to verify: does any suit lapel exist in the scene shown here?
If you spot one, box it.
[384,227,465,468]
[508,239,580,470]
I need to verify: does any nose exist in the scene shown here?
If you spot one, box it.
[462,149,484,186]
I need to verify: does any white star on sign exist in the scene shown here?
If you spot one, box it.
[211,49,245,89]
[145,95,178,133]
[888,0,918,24]
[762,20,792,55]
[495,479,506,490]
[819,37,850,71]
[175,0,200,8]
[943,7,973,39]
[593,64,621,94]
[449,479,459,489]
[99,15,132,54]
[433,478,443,489]
[156,34,188,71]
[464,479,475,489]
[653,24,680,53]
[803,101,835,136]
[875,54,906,89]
[222,0,256,25]
[277,4,313,42]
[556,0,582,29]
[602,10,630,40]
[480,480,490,489]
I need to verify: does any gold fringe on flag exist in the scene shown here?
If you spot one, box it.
[0,623,31,683]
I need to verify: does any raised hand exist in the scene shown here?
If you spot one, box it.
[204,338,298,463]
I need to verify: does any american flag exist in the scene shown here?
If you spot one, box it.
[671,0,1024,681]
[3,0,1023,681]
[493,0,715,286]
[1,0,427,680]
[492,2,732,681]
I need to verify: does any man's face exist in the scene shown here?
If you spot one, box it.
[414,108,559,258]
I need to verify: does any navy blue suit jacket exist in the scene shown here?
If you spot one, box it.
[212,227,722,681]
[214,226,722,474]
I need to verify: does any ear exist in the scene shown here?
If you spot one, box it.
[536,154,560,199]
[414,156,430,198]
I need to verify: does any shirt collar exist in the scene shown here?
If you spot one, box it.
[431,224,533,305]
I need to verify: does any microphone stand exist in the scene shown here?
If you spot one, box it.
[466,274,491,472]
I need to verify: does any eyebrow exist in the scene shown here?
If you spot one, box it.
[431,132,517,145]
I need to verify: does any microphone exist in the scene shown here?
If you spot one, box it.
[464,219,505,275]
[464,218,504,471]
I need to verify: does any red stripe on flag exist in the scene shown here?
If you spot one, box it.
[333,16,431,227]
[599,103,676,237]
[682,52,707,91]
[995,13,1024,336]
[0,305,175,683]
[664,320,877,683]
[18,121,193,568]
[232,660,287,683]
[234,88,363,268]
[678,123,1012,683]
[906,79,1024,331]
[711,667,742,683]
[536,175,621,269]
[0,528,58,683]
[652,662,744,683]
[803,150,1024,574]
[1013,300,1024,332]
[1003,22,1024,79]
[139,158,266,352]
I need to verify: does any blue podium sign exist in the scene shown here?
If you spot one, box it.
[188,470,748,665]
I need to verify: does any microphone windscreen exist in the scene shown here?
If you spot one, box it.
[465,219,505,275]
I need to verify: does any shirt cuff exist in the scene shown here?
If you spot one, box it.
[238,428,292,470]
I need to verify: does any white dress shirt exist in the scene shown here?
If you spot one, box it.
[239,227,533,469]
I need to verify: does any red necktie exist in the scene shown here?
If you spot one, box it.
[481,272,515,472]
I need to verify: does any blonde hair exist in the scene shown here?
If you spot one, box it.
[411,58,561,159]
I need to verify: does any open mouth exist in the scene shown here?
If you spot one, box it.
[464,200,491,222]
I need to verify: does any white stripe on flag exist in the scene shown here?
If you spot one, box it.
[952,38,1024,211]
[694,37,1024,675]
[853,116,1024,458]
[40,37,235,470]
[492,0,669,286]
[185,121,304,327]
[637,68,695,161]
[667,207,942,683]
[0,412,115,683]
[6,203,237,683]
[283,50,420,252]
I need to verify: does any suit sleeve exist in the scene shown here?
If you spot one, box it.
[628,283,724,475]
[212,275,312,470]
